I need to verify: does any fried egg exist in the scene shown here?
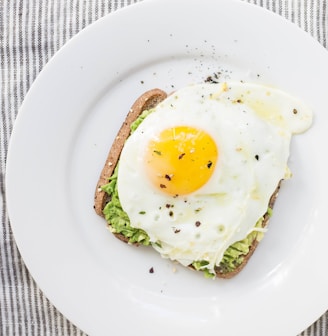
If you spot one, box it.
[117,82,312,274]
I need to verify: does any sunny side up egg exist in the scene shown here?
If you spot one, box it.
[117,82,313,275]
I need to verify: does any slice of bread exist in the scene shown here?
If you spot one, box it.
[94,88,280,278]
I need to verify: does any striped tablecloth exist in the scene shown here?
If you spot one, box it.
[0,1,327,335]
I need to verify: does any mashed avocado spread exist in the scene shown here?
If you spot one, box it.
[101,109,272,277]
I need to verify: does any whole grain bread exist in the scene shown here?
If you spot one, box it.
[94,88,281,278]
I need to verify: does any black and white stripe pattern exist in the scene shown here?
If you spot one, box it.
[0,1,327,335]
[246,0,327,47]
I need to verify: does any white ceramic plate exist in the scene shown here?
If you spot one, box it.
[6,0,328,335]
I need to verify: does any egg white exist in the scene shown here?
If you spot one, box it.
[117,82,312,273]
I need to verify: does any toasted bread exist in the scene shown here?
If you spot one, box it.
[94,88,280,278]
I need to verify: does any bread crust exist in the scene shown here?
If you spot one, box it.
[94,88,281,278]
[94,88,168,217]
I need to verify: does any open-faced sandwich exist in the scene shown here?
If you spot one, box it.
[94,82,312,279]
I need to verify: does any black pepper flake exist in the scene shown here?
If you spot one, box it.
[165,174,172,181]
[166,204,174,208]
[174,228,181,233]
[153,150,162,156]
[178,153,185,160]
[149,267,154,274]
[160,184,167,189]
[207,161,213,168]
[205,75,213,83]
[293,108,298,114]
[255,154,259,161]
[169,211,174,217]
[195,221,201,227]
[204,72,221,84]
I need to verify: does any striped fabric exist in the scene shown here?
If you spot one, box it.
[0,0,327,335]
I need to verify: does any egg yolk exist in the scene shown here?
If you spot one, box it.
[145,126,218,195]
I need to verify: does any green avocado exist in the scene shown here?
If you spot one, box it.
[101,109,271,277]
[101,109,155,246]
[102,166,150,245]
